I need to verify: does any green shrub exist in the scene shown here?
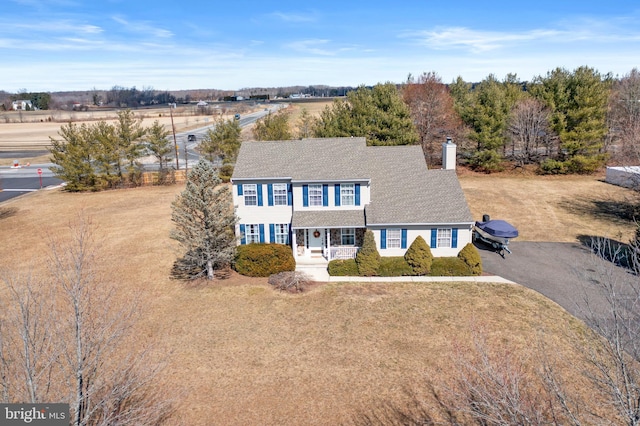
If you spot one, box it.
[429,257,472,276]
[378,257,413,276]
[218,164,234,183]
[538,158,567,174]
[469,149,504,173]
[564,154,608,174]
[458,243,482,276]
[356,230,380,276]
[234,243,295,277]
[404,236,433,275]
[328,259,358,276]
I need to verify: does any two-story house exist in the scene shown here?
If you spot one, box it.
[231,137,474,264]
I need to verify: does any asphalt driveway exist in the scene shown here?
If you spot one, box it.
[477,241,636,322]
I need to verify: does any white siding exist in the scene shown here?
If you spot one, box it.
[369,225,473,258]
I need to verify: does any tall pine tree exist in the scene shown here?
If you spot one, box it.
[314,83,419,146]
[170,160,237,280]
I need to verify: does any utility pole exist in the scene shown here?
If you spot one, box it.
[170,104,179,170]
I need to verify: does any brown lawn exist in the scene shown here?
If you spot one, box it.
[0,168,634,424]
[459,168,638,243]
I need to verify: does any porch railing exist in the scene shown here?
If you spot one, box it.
[327,246,359,260]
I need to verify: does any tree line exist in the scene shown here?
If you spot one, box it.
[253,67,640,174]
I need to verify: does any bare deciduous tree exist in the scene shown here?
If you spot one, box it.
[0,215,173,425]
[403,72,462,166]
[572,238,640,426]
[508,97,554,164]
[609,68,640,165]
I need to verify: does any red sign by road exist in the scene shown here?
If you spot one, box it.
[37,168,42,175]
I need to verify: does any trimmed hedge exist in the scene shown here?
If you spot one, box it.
[234,243,295,277]
[430,257,471,276]
[404,236,433,275]
[328,259,358,276]
[356,230,380,276]
[378,257,414,276]
[458,243,482,275]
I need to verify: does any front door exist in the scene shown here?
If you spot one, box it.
[308,229,324,257]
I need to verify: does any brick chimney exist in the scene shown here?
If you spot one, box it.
[442,137,457,170]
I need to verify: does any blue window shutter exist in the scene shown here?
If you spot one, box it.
[259,224,265,243]
[303,185,309,207]
[322,184,328,207]
[269,224,275,243]
[401,229,407,249]
[239,224,246,245]
[431,229,437,248]
[334,184,341,207]
[287,184,292,206]
[257,185,263,206]
[355,184,361,206]
[267,184,274,206]
[452,228,458,248]
[237,184,243,196]
[380,229,387,249]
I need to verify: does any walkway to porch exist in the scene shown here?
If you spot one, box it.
[295,257,330,282]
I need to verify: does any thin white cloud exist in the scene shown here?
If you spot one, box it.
[111,15,173,38]
[285,39,334,56]
[269,11,317,23]
[404,17,640,53]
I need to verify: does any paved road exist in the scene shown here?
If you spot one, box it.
[477,240,635,322]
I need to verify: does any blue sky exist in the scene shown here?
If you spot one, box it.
[1,0,639,92]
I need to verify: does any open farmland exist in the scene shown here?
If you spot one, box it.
[0,168,636,424]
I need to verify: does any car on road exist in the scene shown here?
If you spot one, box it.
[234,114,241,120]
[187,134,196,142]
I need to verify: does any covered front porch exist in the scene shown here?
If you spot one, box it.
[291,210,365,261]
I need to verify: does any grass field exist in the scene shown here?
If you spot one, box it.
[0,168,635,424]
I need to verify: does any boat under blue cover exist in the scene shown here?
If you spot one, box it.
[474,220,519,239]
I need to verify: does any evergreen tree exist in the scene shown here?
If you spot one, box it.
[200,117,242,163]
[404,236,433,275]
[314,83,419,146]
[531,66,611,173]
[252,110,292,141]
[145,120,173,170]
[114,109,146,177]
[49,122,101,191]
[355,230,380,276]
[296,107,316,139]
[170,160,237,280]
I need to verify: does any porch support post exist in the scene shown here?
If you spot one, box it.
[291,229,297,259]
[326,228,331,260]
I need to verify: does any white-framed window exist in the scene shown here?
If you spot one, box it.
[273,183,288,206]
[309,184,323,207]
[245,224,261,244]
[274,224,289,244]
[437,228,452,248]
[341,183,354,206]
[341,228,355,245]
[244,184,257,206]
[387,229,401,248]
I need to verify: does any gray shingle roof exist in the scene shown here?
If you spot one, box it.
[292,210,366,228]
[232,138,370,181]
[232,137,473,225]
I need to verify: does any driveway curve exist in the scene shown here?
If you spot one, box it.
[477,241,634,322]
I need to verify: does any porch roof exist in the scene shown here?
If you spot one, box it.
[292,210,365,229]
